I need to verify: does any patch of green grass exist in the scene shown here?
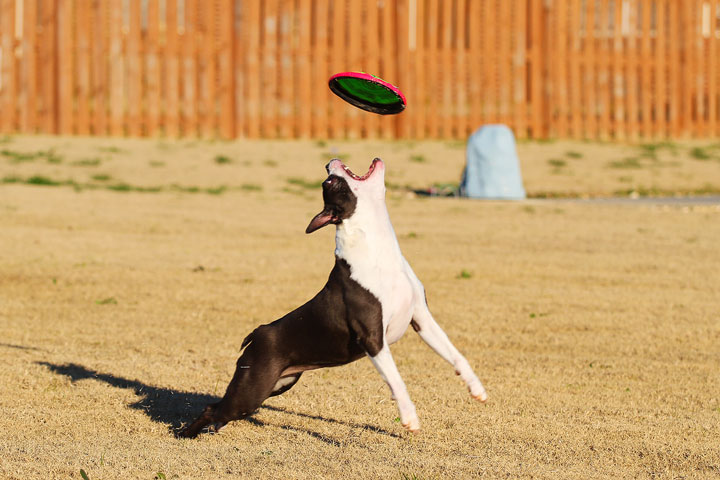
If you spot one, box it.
[240,184,262,192]
[689,147,712,160]
[548,158,567,168]
[155,472,167,480]
[1,148,62,164]
[409,154,426,163]
[72,158,102,167]
[608,157,642,169]
[617,176,634,183]
[263,159,278,168]
[98,146,125,154]
[27,175,64,186]
[315,140,328,148]
[80,469,90,480]
[565,151,583,159]
[205,186,227,195]
[456,269,472,279]
[149,160,165,167]
[96,297,117,305]
[287,177,323,190]
[523,206,536,214]
[91,174,112,182]
[2,175,22,184]
[637,141,678,159]
[214,154,233,165]
[0,135,12,144]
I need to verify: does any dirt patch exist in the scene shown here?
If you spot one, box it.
[1,136,719,479]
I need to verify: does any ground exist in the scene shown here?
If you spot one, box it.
[0,135,719,479]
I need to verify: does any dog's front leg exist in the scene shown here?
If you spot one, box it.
[368,343,420,432]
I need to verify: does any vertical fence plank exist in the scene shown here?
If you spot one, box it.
[219,0,235,139]
[0,0,16,132]
[555,0,569,137]
[40,0,58,134]
[639,0,652,137]
[127,0,142,136]
[694,0,705,137]
[261,0,278,137]
[455,0,468,138]
[330,0,345,138]
[668,0,679,136]
[20,0,37,133]
[233,0,245,138]
[568,0,581,138]
[365,0,380,139]
[467,0,481,135]
[583,0,597,138]
[59,0,75,134]
[439,0,451,138]
[244,0,260,138]
[182,0,197,137]
[497,0,511,132]
[425,0,438,138]
[277,1,294,138]
[709,0,718,136]
[109,1,124,135]
[597,0,611,139]
[311,0,328,139]
[611,0,625,139]
[91,0,108,135]
[513,0,527,139]
[654,0,666,138]
[76,0,91,135]
[297,0,311,138]
[146,0,160,136]
[681,1,693,136]
[626,1,639,140]
[529,0,544,138]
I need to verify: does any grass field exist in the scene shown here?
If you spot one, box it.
[1,135,719,479]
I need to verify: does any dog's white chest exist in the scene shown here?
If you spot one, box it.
[336,215,417,345]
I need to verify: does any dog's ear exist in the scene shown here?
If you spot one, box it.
[305,209,335,234]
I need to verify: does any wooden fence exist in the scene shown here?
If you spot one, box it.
[1,0,719,140]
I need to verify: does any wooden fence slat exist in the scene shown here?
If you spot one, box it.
[365,0,380,139]
[425,0,438,138]
[40,0,58,134]
[19,0,37,133]
[76,0,91,135]
[245,0,260,138]
[311,0,328,139]
[297,0,311,138]
[681,1,694,136]
[126,0,142,136]
[513,0,527,139]
[640,0,652,137]
[709,0,718,136]
[59,0,75,134]
[654,0,667,138]
[233,0,245,138]
[219,0,235,139]
[330,0,345,138]
[439,0,451,138]
[529,0,544,138]
[611,0,625,139]
[626,1,639,140]
[0,0,16,132]
[583,0,597,138]
[146,0,160,136]
[455,0,468,139]
[568,0,581,138]
[181,0,197,137]
[278,1,294,138]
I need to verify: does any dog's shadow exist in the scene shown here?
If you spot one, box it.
[36,362,399,444]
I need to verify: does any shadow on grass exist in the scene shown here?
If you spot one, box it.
[36,361,399,443]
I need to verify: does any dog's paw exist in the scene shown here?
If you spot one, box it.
[402,417,421,433]
[469,383,488,402]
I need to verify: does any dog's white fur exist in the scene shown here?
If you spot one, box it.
[327,158,487,431]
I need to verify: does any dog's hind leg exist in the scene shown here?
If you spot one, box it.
[179,326,285,438]
[410,300,488,402]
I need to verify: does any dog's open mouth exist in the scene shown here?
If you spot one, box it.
[333,158,380,181]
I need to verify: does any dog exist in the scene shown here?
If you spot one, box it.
[179,158,487,438]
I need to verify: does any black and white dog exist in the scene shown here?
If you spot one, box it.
[180,158,486,438]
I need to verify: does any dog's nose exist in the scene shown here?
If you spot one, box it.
[326,159,343,174]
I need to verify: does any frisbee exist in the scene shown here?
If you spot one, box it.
[328,72,406,115]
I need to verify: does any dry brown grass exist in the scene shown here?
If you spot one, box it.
[1,135,719,479]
